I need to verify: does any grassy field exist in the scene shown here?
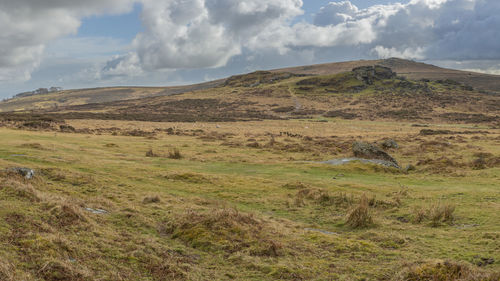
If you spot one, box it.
[0,118,499,280]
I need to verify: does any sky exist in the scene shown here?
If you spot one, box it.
[1,0,500,98]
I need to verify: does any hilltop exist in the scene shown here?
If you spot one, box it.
[274,58,500,93]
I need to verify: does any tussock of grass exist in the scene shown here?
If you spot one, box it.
[38,259,90,281]
[18,143,45,150]
[0,260,14,281]
[412,202,456,226]
[45,202,88,229]
[143,195,161,204]
[395,260,500,281]
[346,194,374,228]
[164,172,213,184]
[41,168,96,187]
[294,188,354,208]
[0,178,41,202]
[146,148,158,157]
[282,181,309,189]
[161,208,283,257]
[168,148,183,159]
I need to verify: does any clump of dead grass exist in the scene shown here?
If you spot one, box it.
[164,173,213,184]
[0,177,41,202]
[0,260,14,281]
[282,181,309,189]
[143,195,161,204]
[346,194,374,228]
[168,148,182,159]
[146,148,158,157]
[160,208,283,256]
[45,201,88,229]
[293,188,354,208]
[412,202,456,226]
[38,259,90,281]
[19,142,45,150]
[394,260,500,281]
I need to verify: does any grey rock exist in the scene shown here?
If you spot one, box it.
[9,167,35,179]
[84,207,108,214]
[404,164,416,172]
[352,65,396,85]
[380,139,399,149]
[305,228,339,235]
[323,158,400,169]
[352,141,399,167]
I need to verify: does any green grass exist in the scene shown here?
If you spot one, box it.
[0,122,499,280]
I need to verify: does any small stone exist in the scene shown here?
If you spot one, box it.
[404,164,416,172]
[84,208,108,214]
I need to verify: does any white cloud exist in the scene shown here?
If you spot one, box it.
[372,46,425,60]
[133,0,303,70]
[0,0,135,82]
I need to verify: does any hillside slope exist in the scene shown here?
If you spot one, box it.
[4,65,497,127]
[2,58,500,114]
[0,80,224,113]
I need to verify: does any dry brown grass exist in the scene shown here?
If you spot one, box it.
[294,188,354,208]
[161,208,283,257]
[412,202,456,226]
[0,177,41,202]
[0,260,14,281]
[146,148,158,157]
[143,195,161,204]
[168,148,183,159]
[394,260,500,281]
[38,259,90,281]
[346,194,374,228]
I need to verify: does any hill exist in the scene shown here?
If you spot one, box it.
[274,58,500,93]
[1,58,500,115]
[2,63,497,128]
[0,80,224,113]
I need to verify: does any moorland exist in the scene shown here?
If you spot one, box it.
[0,58,498,281]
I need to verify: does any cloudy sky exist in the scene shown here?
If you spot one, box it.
[1,0,500,98]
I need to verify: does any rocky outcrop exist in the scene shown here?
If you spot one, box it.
[352,141,399,168]
[352,65,396,85]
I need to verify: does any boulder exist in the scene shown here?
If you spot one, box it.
[380,139,399,149]
[323,158,400,169]
[352,142,399,167]
[9,167,35,179]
